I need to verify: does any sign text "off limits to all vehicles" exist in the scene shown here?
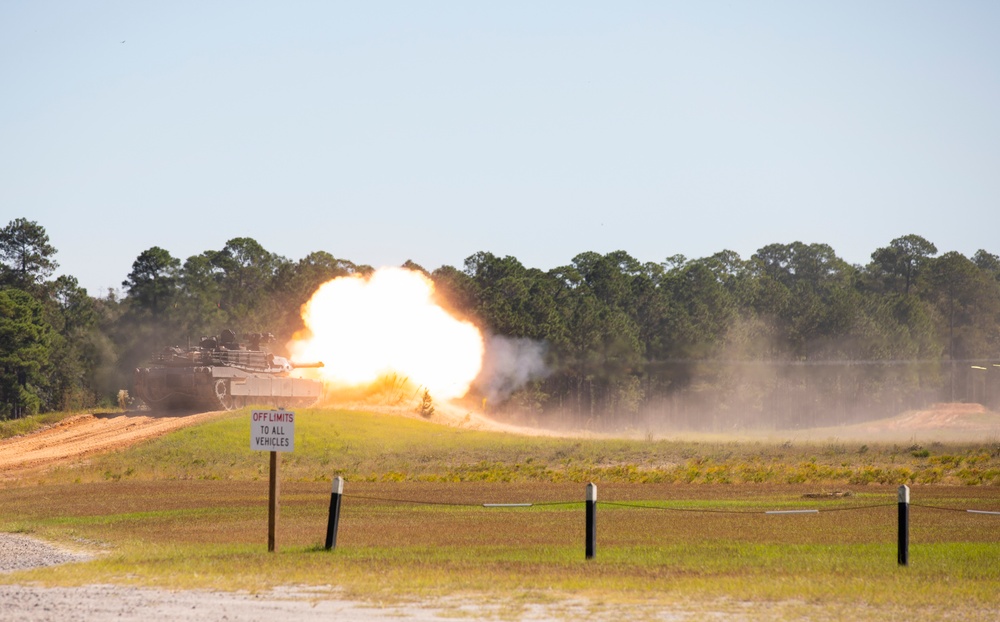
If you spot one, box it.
[251,410,295,452]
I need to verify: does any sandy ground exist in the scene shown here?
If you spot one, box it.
[0,410,228,481]
[858,402,995,433]
[794,402,1000,443]
[435,400,1000,443]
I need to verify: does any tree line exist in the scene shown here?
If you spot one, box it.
[2,217,999,430]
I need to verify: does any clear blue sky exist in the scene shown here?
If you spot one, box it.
[2,1,998,295]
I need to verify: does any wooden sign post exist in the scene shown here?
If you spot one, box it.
[251,409,295,552]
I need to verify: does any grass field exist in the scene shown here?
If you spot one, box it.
[14,407,1000,486]
[2,408,1000,620]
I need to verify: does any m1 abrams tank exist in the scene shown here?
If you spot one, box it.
[133,329,324,411]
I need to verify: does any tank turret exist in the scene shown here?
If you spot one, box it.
[133,330,324,411]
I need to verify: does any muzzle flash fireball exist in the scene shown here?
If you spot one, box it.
[287,267,485,400]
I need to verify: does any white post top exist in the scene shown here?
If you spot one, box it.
[333,476,344,494]
[586,482,597,502]
[898,484,910,504]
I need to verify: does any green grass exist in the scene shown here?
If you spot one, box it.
[3,481,999,619]
[3,407,1000,620]
[20,406,1000,486]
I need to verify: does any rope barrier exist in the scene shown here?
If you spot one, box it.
[812,502,896,513]
[322,483,997,565]
[910,502,967,513]
[601,500,896,514]
[343,494,581,508]
[343,493,480,507]
[602,501,751,514]
[912,503,1000,514]
[531,500,582,507]
[482,501,582,508]
[341,493,993,515]
[343,493,899,514]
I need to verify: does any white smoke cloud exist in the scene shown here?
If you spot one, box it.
[476,335,550,403]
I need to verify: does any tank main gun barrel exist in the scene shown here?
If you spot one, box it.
[291,361,325,369]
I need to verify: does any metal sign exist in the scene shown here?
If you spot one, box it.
[251,409,295,452]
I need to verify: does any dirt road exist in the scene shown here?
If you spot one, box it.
[0,411,227,479]
[0,402,568,484]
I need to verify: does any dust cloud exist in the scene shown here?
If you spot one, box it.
[474,335,549,404]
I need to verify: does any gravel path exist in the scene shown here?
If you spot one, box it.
[0,534,803,621]
[0,535,457,621]
[0,582,640,622]
[0,584,478,622]
[0,534,604,621]
[0,533,93,573]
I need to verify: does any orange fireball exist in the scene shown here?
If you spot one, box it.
[287,267,484,400]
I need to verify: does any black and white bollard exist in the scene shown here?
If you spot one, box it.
[897,484,909,566]
[325,476,344,551]
[585,482,597,560]
[268,451,280,552]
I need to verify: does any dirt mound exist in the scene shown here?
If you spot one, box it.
[0,411,227,480]
[813,403,1000,442]
[871,403,991,430]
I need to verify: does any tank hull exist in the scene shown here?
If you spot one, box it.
[134,365,323,411]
